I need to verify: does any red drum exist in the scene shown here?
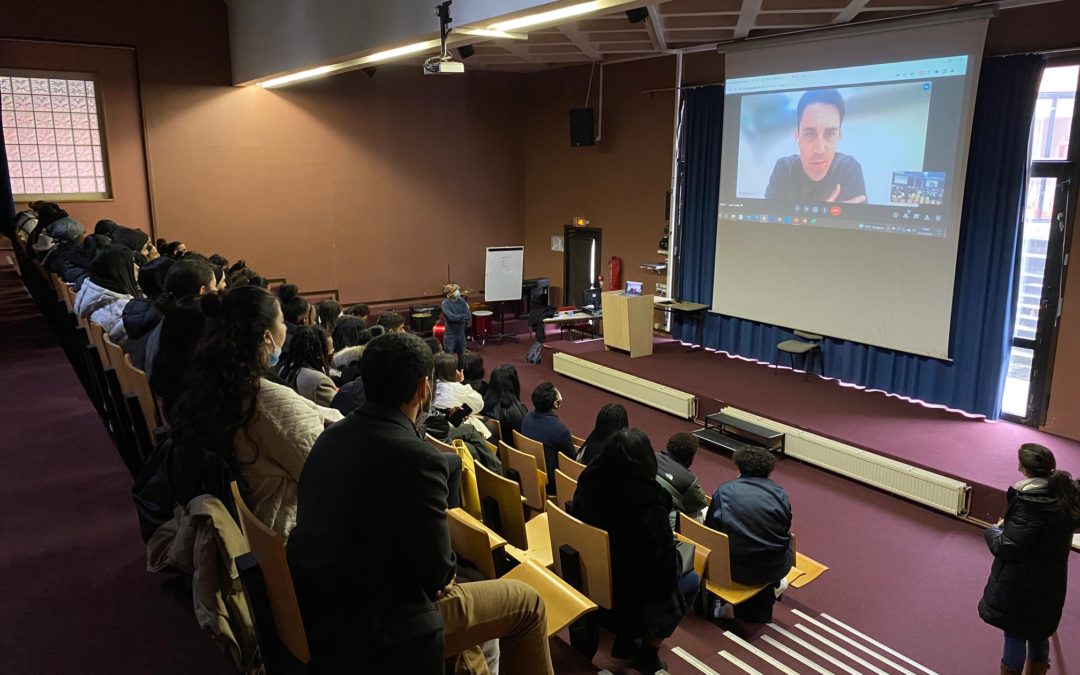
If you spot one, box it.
[473,310,494,339]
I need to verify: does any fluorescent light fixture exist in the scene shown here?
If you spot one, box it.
[489,1,602,32]
[259,38,441,88]
[454,27,528,40]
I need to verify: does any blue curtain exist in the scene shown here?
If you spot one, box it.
[674,56,1045,418]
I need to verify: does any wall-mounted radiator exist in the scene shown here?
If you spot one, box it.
[723,407,971,516]
[552,352,697,419]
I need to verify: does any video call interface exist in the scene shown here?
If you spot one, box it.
[718,56,970,239]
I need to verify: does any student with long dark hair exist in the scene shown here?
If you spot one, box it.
[143,258,215,379]
[169,286,327,538]
[74,244,142,342]
[122,256,176,369]
[316,299,342,333]
[572,428,693,674]
[281,325,337,408]
[482,364,528,445]
[980,444,1080,675]
[577,403,630,465]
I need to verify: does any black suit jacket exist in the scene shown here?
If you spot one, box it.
[287,401,457,673]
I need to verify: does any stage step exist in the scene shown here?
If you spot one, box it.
[693,427,753,455]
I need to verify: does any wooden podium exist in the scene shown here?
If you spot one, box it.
[601,291,653,358]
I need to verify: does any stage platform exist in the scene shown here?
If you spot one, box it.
[545,337,1080,521]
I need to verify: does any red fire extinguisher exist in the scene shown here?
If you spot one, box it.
[608,256,622,291]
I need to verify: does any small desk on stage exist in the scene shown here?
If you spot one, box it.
[543,311,601,340]
[654,298,709,350]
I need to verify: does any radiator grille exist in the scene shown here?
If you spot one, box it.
[553,353,696,419]
[723,407,971,516]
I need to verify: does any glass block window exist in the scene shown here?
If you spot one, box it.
[1,70,110,199]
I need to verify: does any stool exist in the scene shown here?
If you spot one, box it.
[776,330,824,380]
[473,310,494,345]
[411,312,434,335]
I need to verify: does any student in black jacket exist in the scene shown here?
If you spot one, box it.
[979,444,1080,675]
[287,333,553,675]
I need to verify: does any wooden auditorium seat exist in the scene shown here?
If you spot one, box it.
[505,444,547,511]
[557,452,586,481]
[229,482,311,672]
[512,430,546,475]
[553,469,578,512]
[545,499,613,610]
[474,462,552,567]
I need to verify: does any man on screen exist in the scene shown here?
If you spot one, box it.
[765,89,867,204]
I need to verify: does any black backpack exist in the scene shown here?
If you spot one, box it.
[525,341,543,365]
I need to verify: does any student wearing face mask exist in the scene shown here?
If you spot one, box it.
[167,286,332,539]
[440,283,471,362]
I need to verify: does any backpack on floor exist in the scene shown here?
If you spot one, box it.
[525,340,543,364]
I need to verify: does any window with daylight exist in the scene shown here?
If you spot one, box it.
[1,70,111,199]
[1001,64,1080,423]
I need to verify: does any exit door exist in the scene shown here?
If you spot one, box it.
[564,226,601,308]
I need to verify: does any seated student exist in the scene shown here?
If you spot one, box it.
[462,351,487,397]
[122,256,176,370]
[169,286,328,538]
[94,219,119,238]
[158,241,188,258]
[41,217,86,274]
[424,337,445,355]
[281,325,338,408]
[577,403,629,466]
[431,353,490,439]
[572,428,695,674]
[150,295,209,418]
[656,432,709,528]
[143,258,215,379]
[74,244,142,343]
[111,226,159,265]
[330,317,368,379]
[27,202,68,255]
[225,260,266,289]
[706,447,793,624]
[276,284,313,364]
[344,302,370,324]
[521,382,575,491]
[317,299,342,334]
[288,333,553,675]
[377,310,407,334]
[481,364,528,445]
[62,234,111,288]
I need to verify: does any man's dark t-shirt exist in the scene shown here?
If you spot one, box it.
[764,152,866,202]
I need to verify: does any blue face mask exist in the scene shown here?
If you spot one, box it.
[267,333,282,368]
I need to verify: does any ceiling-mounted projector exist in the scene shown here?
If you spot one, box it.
[424,59,465,75]
[424,0,465,75]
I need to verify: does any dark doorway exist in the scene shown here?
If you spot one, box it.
[563,226,602,308]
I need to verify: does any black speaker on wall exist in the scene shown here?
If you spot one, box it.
[625,8,649,23]
[569,108,595,147]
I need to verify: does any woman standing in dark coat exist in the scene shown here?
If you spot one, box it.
[979,443,1080,675]
[571,428,694,674]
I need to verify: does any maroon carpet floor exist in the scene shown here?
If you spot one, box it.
[549,337,1080,521]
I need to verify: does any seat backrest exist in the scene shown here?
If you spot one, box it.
[571,434,585,451]
[446,508,500,579]
[121,355,161,433]
[484,417,502,445]
[557,452,586,481]
[545,500,612,609]
[426,434,456,454]
[506,444,546,511]
[553,469,578,512]
[678,512,733,587]
[512,429,546,472]
[101,334,129,391]
[451,440,483,521]
[793,329,823,342]
[86,321,107,358]
[229,482,311,664]
[474,462,529,550]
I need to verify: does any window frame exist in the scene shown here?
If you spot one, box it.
[1,67,114,202]
[1002,57,1080,426]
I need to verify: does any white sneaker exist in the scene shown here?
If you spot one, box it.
[774,577,790,599]
[713,601,735,620]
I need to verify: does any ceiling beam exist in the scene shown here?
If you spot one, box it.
[733,0,764,39]
[833,0,872,24]
[645,5,668,50]
[557,22,603,60]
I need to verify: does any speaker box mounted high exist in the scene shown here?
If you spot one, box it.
[625,8,648,23]
[569,108,595,147]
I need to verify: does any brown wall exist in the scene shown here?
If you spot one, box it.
[3,0,524,303]
[520,56,678,306]
[1044,207,1080,439]
[2,39,152,232]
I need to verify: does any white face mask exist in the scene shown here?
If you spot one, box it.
[452,290,461,299]
[266,332,282,367]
